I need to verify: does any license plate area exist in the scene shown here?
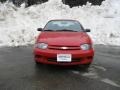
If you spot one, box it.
[57,54,72,62]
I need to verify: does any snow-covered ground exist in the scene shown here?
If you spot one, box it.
[0,0,120,47]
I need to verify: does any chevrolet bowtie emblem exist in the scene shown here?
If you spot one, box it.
[61,47,68,49]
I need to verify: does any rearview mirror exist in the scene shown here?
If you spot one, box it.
[85,29,91,32]
[37,28,43,31]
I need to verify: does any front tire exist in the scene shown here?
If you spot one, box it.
[83,63,91,69]
[35,61,40,64]
[35,60,42,65]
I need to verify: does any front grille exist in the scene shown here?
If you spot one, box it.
[48,58,81,62]
[48,45,80,50]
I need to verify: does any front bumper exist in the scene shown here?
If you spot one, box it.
[34,48,94,66]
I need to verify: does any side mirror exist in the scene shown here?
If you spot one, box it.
[85,29,91,32]
[37,28,43,31]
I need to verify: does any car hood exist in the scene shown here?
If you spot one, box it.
[37,32,91,46]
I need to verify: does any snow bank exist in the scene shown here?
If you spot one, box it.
[0,0,120,46]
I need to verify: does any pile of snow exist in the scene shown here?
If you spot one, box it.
[0,0,120,46]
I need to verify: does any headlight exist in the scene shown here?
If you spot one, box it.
[80,44,91,50]
[35,43,48,49]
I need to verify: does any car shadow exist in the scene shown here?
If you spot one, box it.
[34,63,89,75]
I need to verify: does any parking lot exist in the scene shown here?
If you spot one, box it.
[0,45,120,90]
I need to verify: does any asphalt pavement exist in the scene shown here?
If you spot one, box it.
[0,45,120,90]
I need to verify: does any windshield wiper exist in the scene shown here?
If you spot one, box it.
[57,29,78,32]
[44,29,56,31]
[43,29,78,32]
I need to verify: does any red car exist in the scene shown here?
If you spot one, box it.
[34,20,94,68]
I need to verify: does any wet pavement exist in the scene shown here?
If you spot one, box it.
[0,45,120,90]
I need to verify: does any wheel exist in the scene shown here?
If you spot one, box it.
[35,60,42,65]
[35,61,40,64]
[83,63,91,69]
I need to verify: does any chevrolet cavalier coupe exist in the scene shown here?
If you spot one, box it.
[34,20,94,68]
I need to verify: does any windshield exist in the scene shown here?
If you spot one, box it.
[44,20,84,32]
